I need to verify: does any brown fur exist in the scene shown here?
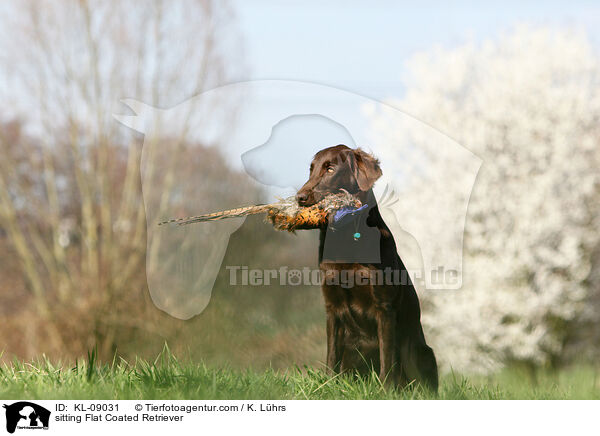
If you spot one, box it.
[296,144,438,390]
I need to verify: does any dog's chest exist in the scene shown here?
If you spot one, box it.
[345,284,377,318]
[320,264,380,328]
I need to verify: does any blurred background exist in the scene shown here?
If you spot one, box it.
[0,0,599,375]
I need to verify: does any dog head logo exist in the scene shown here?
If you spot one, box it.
[3,402,50,434]
[115,80,481,319]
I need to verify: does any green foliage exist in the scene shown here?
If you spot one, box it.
[0,347,598,400]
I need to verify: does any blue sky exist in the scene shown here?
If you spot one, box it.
[232,1,600,100]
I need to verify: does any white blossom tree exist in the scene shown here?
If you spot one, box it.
[371,26,600,372]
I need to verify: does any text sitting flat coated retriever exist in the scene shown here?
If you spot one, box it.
[296,144,438,390]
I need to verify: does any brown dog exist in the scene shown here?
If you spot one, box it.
[296,144,438,390]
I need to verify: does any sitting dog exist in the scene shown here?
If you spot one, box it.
[296,144,438,390]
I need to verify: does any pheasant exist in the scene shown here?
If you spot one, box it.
[158,191,362,232]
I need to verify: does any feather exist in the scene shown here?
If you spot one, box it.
[158,192,361,231]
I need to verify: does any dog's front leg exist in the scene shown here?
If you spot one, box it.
[325,310,343,374]
[376,304,396,385]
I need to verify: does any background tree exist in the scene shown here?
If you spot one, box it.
[370,26,600,372]
[0,0,245,359]
[0,1,324,367]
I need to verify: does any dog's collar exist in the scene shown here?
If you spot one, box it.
[329,203,369,240]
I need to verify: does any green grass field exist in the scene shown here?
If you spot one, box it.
[1,348,598,400]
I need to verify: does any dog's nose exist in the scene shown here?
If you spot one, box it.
[296,192,309,205]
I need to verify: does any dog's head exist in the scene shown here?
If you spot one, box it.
[296,144,382,206]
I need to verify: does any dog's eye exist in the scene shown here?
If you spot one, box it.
[326,166,335,173]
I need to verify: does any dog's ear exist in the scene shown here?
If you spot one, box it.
[353,148,382,191]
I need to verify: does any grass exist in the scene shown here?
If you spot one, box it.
[1,347,598,400]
